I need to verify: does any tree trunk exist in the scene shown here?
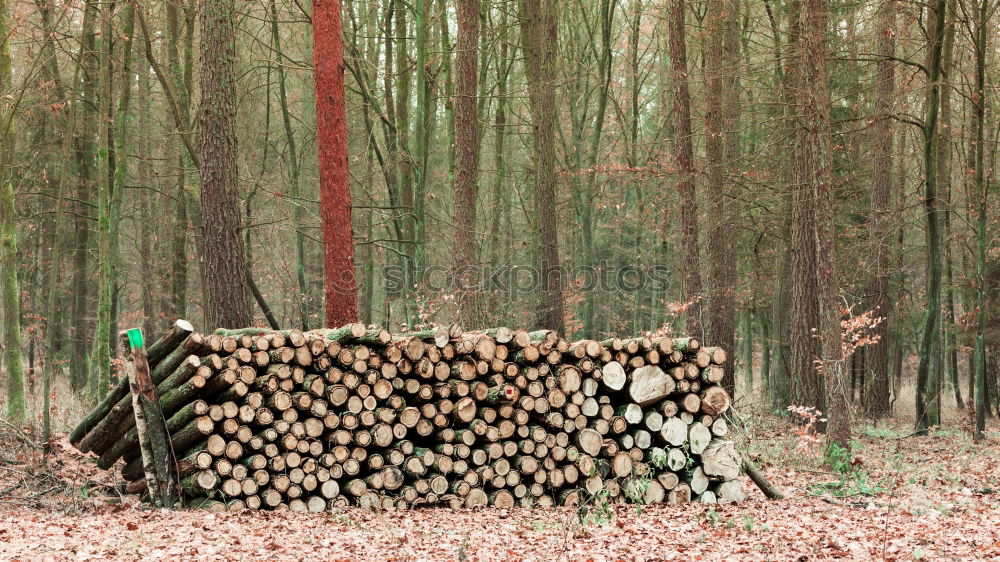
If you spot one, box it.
[69,0,100,392]
[521,0,564,333]
[667,0,702,338]
[453,0,479,326]
[199,0,251,329]
[788,0,822,411]
[938,4,962,410]
[971,0,989,438]
[864,0,894,419]
[1,177,24,420]
[0,0,24,421]
[914,0,947,433]
[705,0,739,394]
[802,0,850,450]
[313,0,359,327]
[269,0,309,330]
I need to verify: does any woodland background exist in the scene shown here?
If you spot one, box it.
[0,0,998,441]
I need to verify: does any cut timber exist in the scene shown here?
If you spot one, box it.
[689,466,709,495]
[575,428,602,457]
[701,346,728,365]
[657,471,680,490]
[615,403,643,425]
[326,323,368,341]
[611,452,633,478]
[182,470,219,495]
[72,320,741,510]
[743,458,783,499]
[701,439,742,481]
[464,488,488,507]
[660,417,687,447]
[716,480,745,503]
[672,337,699,352]
[667,482,691,504]
[600,361,626,391]
[642,479,665,504]
[688,424,711,455]
[666,448,686,472]
[627,366,675,406]
[69,320,194,445]
[699,386,731,416]
[679,393,701,413]
[711,418,728,437]
[700,365,724,384]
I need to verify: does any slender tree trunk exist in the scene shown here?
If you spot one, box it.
[971,0,989,438]
[395,1,414,321]
[199,0,251,328]
[915,0,947,433]
[70,0,99,391]
[864,0,895,419]
[705,0,739,394]
[937,3,963,410]
[314,0,359,326]
[136,52,155,337]
[94,0,132,398]
[0,0,23,417]
[269,0,309,330]
[486,0,512,325]
[1,183,24,420]
[412,0,431,286]
[453,0,479,326]
[166,0,189,320]
[667,0,702,338]
[521,0,565,333]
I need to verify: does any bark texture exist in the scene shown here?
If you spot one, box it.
[705,0,739,393]
[667,0,702,338]
[521,0,565,333]
[864,0,895,418]
[199,0,251,328]
[314,0,359,326]
[453,0,479,326]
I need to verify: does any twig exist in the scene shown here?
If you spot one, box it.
[0,419,41,450]
[821,496,893,509]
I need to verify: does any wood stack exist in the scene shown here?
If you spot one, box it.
[71,320,744,511]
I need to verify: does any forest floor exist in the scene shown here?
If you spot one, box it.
[0,409,998,560]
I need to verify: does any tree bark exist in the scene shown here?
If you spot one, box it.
[199,0,251,329]
[521,0,565,333]
[453,0,479,327]
[864,0,894,419]
[0,0,24,421]
[314,0,359,327]
[788,0,822,412]
[667,0,702,338]
[971,0,989,438]
[914,0,947,433]
[802,0,850,450]
[705,0,739,394]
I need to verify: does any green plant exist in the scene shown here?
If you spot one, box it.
[809,442,888,498]
[457,533,470,561]
[649,448,668,470]
[577,489,613,527]
[742,515,754,532]
[705,507,720,526]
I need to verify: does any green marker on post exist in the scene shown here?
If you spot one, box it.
[127,328,144,350]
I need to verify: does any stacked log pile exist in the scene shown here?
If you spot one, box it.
[71,320,744,511]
